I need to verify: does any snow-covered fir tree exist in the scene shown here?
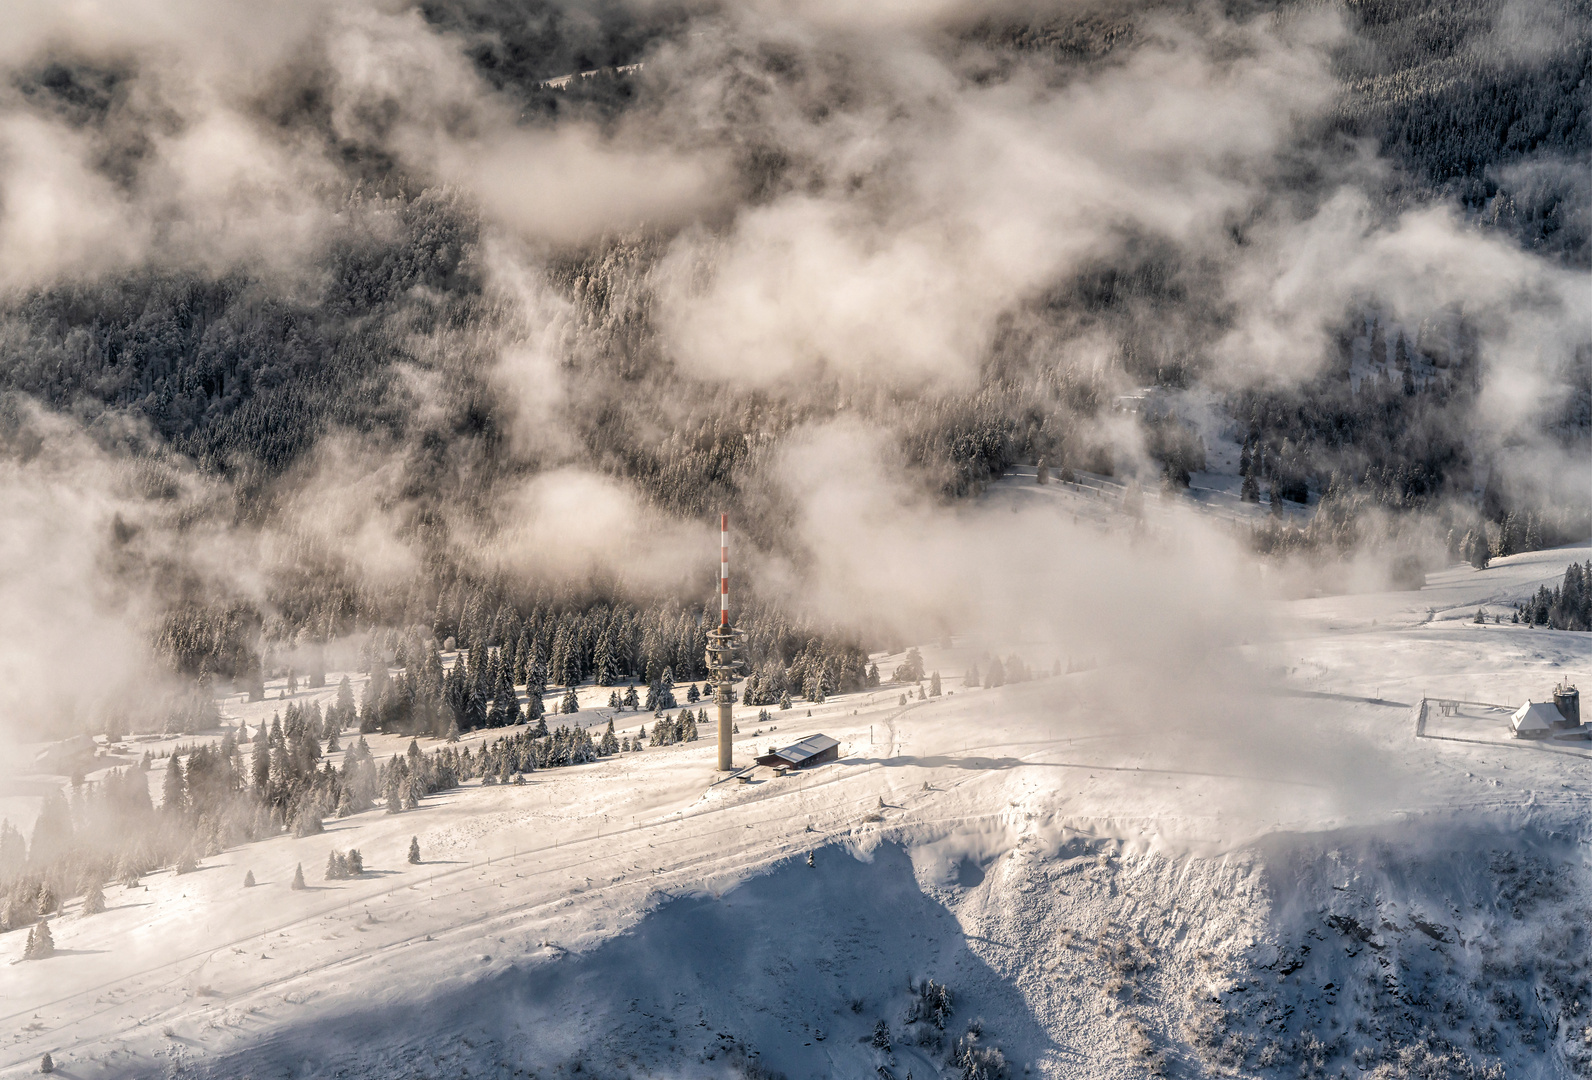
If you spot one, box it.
[25,918,55,959]
[894,648,925,683]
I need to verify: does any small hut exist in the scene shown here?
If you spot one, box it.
[1511,701,1560,739]
[755,734,840,771]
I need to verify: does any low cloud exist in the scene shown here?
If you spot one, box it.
[483,467,714,596]
[655,7,1346,388]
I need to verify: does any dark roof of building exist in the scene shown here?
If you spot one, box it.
[756,733,839,768]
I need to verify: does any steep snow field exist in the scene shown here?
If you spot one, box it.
[5,533,1592,1079]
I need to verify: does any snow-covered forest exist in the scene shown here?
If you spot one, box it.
[0,0,1585,726]
[0,0,1589,1075]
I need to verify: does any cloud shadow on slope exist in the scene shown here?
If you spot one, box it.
[197,842,1060,1078]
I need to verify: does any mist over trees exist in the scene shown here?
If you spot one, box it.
[1331,0,1592,266]
[0,0,1585,744]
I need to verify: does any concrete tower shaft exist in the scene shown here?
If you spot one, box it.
[707,513,743,770]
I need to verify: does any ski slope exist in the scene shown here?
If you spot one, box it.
[5,540,1592,1079]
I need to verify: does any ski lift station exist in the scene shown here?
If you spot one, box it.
[1511,682,1581,739]
[755,734,841,771]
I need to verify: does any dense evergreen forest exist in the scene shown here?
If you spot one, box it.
[0,0,1587,731]
[0,0,1588,947]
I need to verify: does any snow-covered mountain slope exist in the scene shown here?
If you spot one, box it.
[5,542,1592,1079]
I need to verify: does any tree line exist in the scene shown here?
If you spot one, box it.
[1516,561,1592,630]
[0,671,732,938]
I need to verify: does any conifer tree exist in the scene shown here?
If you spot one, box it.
[807,670,827,704]
[162,756,185,815]
[561,687,580,714]
[81,879,105,916]
[39,1052,53,1073]
[244,870,255,887]
[359,675,380,733]
[513,628,533,686]
[25,790,76,866]
[526,650,548,699]
[623,684,640,710]
[488,664,521,727]
[291,863,306,890]
[779,690,792,710]
[687,683,700,703]
[594,626,619,686]
[408,836,421,864]
[333,675,354,726]
[930,671,942,696]
[894,648,925,683]
[465,673,489,730]
[1469,530,1491,570]
[25,918,54,959]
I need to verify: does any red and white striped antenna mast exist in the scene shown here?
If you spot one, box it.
[706,512,744,770]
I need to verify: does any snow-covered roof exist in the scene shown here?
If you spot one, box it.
[756,734,840,768]
[1511,701,1559,732]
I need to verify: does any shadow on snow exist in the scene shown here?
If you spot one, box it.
[199,842,1059,1079]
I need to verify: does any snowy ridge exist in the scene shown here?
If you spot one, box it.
[5,541,1592,1078]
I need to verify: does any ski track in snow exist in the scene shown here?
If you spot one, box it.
[5,528,1592,1078]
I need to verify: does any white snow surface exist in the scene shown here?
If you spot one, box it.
[6,540,1592,1078]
